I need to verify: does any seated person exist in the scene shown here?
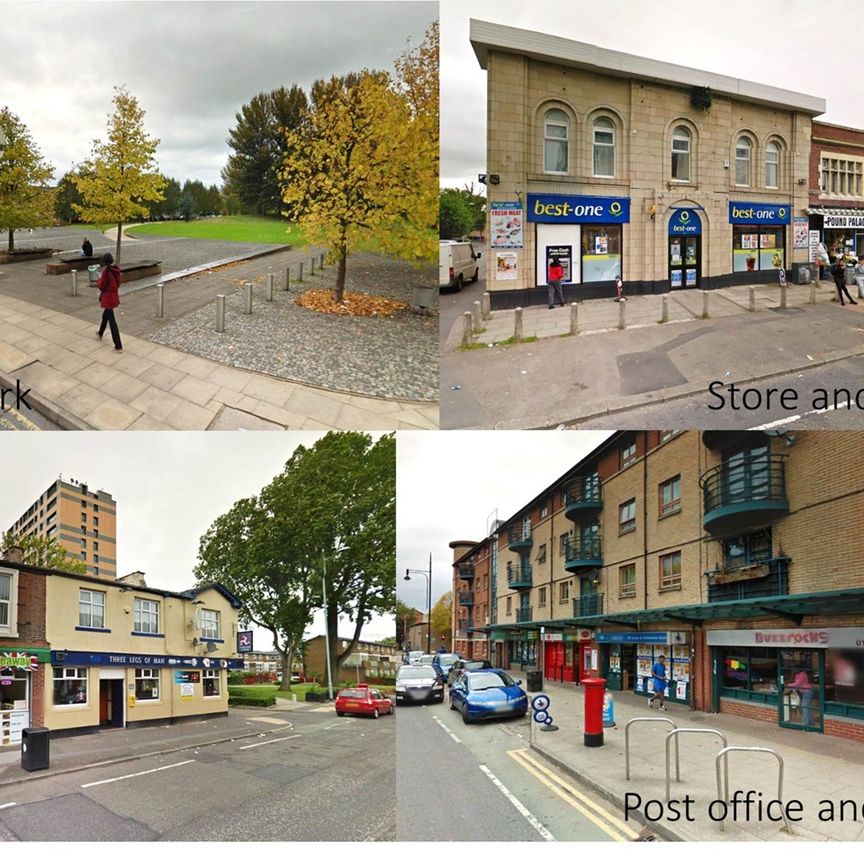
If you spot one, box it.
[82,237,93,257]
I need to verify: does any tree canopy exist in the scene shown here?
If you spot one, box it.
[2,532,87,574]
[0,107,55,251]
[430,591,452,647]
[72,87,165,263]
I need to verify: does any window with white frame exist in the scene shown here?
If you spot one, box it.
[0,569,15,631]
[735,136,752,186]
[820,154,864,197]
[134,597,160,634]
[765,141,780,188]
[203,668,221,697]
[200,608,221,640]
[53,667,88,705]
[671,126,691,181]
[619,499,637,534]
[592,116,615,177]
[544,108,569,173]
[135,668,160,701]
[79,588,105,629]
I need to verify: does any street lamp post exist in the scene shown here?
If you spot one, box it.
[404,553,433,654]
[321,550,334,701]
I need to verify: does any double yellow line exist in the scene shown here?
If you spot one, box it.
[507,748,641,842]
[0,408,39,431]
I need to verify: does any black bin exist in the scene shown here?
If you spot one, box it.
[21,727,50,771]
[526,669,543,692]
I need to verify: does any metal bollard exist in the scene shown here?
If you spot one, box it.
[780,282,787,309]
[310,257,315,276]
[243,282,252,314]
[661,294,669,323]
[569,302,579,335]
[749,286,756,312]
[156,282,165,319]
[481,292,491,321]
[298,262,304,282]
[809,281,817,305]
[701,290,709,319]
[284,266,291,292]
[266,272,274,302]
[320,253,325,270]
[461,311,473,348]
[514,307,523,341]
[215,294,225,333]
[618,300,625,330]
[70,269,78,297]
[472,300,481,332]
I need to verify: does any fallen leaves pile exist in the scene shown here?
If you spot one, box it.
[295,288,410,317]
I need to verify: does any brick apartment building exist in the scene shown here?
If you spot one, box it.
[472,19,824,307]
[303,635,401,683]
[7,478,117,581]
[451,431,864,740]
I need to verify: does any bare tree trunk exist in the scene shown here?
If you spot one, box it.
[115,223,122,265]
[334,243,347,305]
[7,228,13,252]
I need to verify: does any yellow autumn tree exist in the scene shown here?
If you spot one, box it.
[73,87,165,264]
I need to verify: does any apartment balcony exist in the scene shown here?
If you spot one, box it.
[564,536,603,571]
[508,523,533,552]
[564,476,602,519]
[458,562,475,581]
[573,593,604,617]
[506,561,532,590]
[705,557,790,603]
[458,591,475,607]
[515,606,533,623]
[700,454,789,536]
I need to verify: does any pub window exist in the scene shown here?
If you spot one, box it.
[671,126,691,181]
[765,141,780,188]
[79,588,105,629]
[135,668,160,701]
[203,668,221,697]
[200,608,221,640]
[53,667,88,706]
[134,597,160,634]
[735,136,752,186]
[544,108,569,174]
[592,116,615,177]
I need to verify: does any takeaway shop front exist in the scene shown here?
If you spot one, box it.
[528,194,630,300]
[708,627,864,736]
[0,650,50,746]
[598,630,692,705]
[45,650,244,736]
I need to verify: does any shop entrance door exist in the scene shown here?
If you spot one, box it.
[779,649,823,732]
[545,641,565,682]
[669,235,700,289]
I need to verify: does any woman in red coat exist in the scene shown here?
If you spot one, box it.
[96,253,123,351]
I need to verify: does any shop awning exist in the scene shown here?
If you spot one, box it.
[560,587,864,628]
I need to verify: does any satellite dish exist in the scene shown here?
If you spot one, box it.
[205,642,218,653]
[192,638,199,647]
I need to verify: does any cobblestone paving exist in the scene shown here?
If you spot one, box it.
[148,252,438,402]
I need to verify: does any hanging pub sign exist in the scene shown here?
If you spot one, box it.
[237,630,254,653]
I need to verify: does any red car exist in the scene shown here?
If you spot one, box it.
[335,685,394,719]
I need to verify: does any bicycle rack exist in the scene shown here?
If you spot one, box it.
[665,728,728,804]
[624,717,679,782]
[714,746,792,835]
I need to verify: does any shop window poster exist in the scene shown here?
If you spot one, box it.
[675,681,688,701]
[491,202,523,248]
[495,252,518,280]
[793,216,809,249]
[595,235,609,255]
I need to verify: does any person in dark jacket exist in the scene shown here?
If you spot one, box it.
[96,253,123,351]
[547,256,565,308]
[831,256,857,306]
[81,237,93,257]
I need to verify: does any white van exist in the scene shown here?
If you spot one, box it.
[439,240,481,291]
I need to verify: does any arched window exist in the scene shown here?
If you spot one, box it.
[765,141,780,188]
[736,136,752,186]
[544,109,569,173]
[592,116,615,177]
[671,126,691,181]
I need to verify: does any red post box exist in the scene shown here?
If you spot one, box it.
[582,676,606,747]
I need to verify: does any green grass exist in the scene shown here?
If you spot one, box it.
[126,215,304,245]
[496,335,539,347]
[228,684,280,701]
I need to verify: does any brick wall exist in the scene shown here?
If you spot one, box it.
[0,565,48,649]
[809,121,864,208]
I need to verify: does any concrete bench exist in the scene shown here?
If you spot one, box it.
[47,260,162,282]
[46,254,104,275]
[0,248,53,264]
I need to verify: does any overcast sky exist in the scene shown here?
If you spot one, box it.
[0,432,393,648]
[396,431,610,615]
[2,0,435,187]
[441,0,864,189]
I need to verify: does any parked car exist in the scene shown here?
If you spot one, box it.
[335,685,394,719]
[407,651,424,666]
[447,658,493,686]
[439,240,481,291]
[449,669,528,724]
[395,664,444,705]
[432,652,461,682]
[418,654,437,666]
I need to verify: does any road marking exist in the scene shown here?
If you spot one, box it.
[749,399,847,430]
[507,749,638,842]
[0,802,16,810]
[238,734,301,750]
[433,716,461,743]
[247,717,292,726]
[81,759,194,788]
[478,764,555,841]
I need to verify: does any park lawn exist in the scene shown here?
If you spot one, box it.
[126,215,304,245]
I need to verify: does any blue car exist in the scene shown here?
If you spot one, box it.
[432,652,460,681]
[449,668,528,724]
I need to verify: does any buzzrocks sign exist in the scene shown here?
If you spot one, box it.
[707,628,864,649]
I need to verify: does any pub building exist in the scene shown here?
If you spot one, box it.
[472,19,822,307]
